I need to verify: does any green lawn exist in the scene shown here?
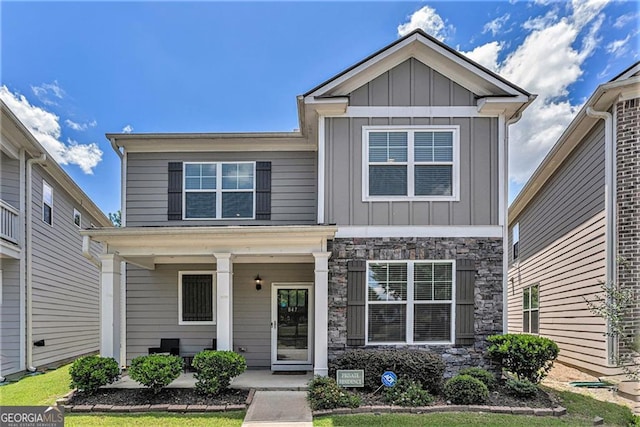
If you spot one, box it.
[0,365,72,406]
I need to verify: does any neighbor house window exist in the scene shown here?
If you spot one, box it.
[363,126,459,201]
[42,181,53,225]
[73,208,81,228]
[178,272,215,325]
[366,261,454,344]
[183,162,255,219]
[512,223,520,261]
[523,284,539,334]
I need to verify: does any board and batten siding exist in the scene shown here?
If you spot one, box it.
[349,58,476,107]
[1,152,20,209]
[126,262,314,368]
[30,165,102,368]
[126,151,317,226]
[1,259,21,375]
[325,116,499,226]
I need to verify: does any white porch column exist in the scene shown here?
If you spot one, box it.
[214,253,233,351]
[313,252,331,376]
[100,254,122,365]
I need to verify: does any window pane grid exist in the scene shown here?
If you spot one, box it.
[522,284,540,334]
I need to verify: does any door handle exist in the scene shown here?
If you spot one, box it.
[271,321,277,329]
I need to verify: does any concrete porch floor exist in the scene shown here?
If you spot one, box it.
[105,369,312,391]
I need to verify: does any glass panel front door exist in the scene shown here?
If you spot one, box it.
[272,286,311,365]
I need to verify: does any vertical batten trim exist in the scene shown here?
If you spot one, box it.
[317,116,325,224]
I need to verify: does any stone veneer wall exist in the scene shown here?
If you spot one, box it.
[616,97,640,359]
[327,237,503,377]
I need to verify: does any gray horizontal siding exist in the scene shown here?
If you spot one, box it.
[126,152,317,226]
[507,212,607,373]
[510,121,605,263]
[1,152,20,209]
[325,116,498,226]
[349,58,476,107]
[1,259,21,376]
[30,165,102,368]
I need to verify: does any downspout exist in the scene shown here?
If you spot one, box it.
[82,235,101,268]
[26,154,46,372]
[586,106,615,364]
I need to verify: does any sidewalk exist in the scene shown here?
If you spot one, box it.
[242,391,312,427]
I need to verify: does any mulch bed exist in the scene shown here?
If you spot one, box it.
[71,388,249,406]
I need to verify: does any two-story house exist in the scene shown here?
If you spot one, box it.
[82,29,534,376]
[507,62,639,410]
[1,101,111,380]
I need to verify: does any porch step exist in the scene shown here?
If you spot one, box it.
[242,391,312,427]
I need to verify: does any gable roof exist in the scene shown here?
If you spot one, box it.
[304,29,532,100]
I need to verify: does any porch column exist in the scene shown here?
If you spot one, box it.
[214,253,233,351]
[100,254,122,365]
[313,252,331,376]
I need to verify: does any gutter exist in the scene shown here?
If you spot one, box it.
[26,154,47,372]
[586,106,616,364]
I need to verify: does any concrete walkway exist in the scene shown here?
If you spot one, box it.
[242,391,312,427]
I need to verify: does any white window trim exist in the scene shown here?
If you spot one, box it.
[512,222,520,261]
[362,125,460,202]
[522,284,539,334]
[178,271,216,325]
[42,180,53,226]
[182,161,256,220]
[73,208,82,228]
[365,259,456,345]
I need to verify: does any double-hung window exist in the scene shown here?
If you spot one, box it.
[178,271,215,325]
[184,162,255,219]
[512,223,520,261]
[363,126,459,201]
[42,180,53,225]
[523,284,539,334]
[366,260,454,344]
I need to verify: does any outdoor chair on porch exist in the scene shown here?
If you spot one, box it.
[148,338,180,356]
[204,339,217,351]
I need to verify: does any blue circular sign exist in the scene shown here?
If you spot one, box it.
[381,371,397,387]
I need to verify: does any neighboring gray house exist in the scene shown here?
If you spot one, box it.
[0,101,112,380]
[507,62,639,410]
[82,30,534,375]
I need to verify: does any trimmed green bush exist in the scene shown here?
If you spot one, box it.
[458,367,497,390]
[192,350,246,396]
[128,354,183,394]
[487,334,559,383]
[330,349,445,394]
[307,376,361,410]
[383,379,433,407]
[444,374,489,405]
[505,378,538,398]
[70,355,120,394]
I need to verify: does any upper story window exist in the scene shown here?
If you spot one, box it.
[512,223,520,261]
[363,126,459,201]
[73,208,82,228]
[183,162,255,219]
[366,260,454,345]
[42,180,53,225]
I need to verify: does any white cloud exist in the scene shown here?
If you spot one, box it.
[523,9,559,30]
[31,81,65,105]
[65,118,97,131]
[463,41,503,72]
[122,124,134,133]
[614,12,639,29]
[606,34,632,58]
[483,13,510,36]
[0,86,102,174]
[397,6,451,41]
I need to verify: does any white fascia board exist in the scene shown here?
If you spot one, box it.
[123,140,316,153]
[335,226,503,238]
[332,106,483,118]
[0,136,20,159]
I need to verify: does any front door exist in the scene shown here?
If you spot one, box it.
[271,283,313,371]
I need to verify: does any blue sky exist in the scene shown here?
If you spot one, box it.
[1,1,638,218]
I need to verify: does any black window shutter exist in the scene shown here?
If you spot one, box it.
[347,260,366,346]
[455,259,476,346]
[255,161,271,220]
[168,162,183,220]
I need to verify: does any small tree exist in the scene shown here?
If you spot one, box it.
[108,210,121,227]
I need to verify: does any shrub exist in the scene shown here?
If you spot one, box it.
[307,376,361,410]
[444,374,489,405]
[458,367,497,390]
[70,355,120,394]
[383,379,433,407]
[505,378,538,398]
[487,334,559,383]
[192,350,246,395]
[128,354,183,394]
[331,349,445,394]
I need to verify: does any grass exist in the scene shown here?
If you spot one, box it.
[0,365,73,406]
[65,412,245,426]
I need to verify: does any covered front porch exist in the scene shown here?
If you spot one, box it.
[80,225,337,376]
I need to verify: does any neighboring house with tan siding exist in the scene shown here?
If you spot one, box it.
[0,101,112,381]
[81,30,534,376]
[507,62,639,410]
